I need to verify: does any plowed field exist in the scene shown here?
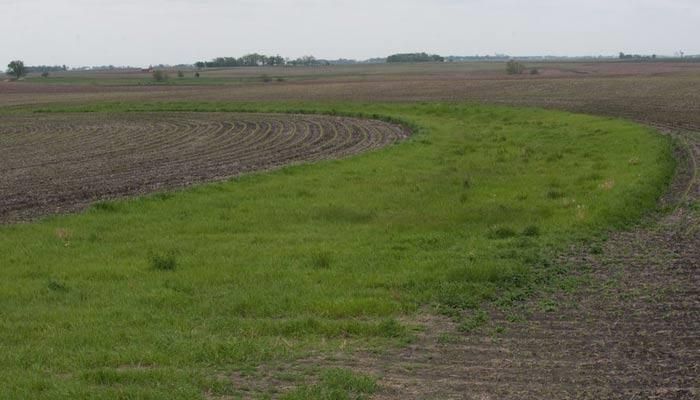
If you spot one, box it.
[0,113,409,222]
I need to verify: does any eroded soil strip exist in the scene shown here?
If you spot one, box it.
[0,113,409,223]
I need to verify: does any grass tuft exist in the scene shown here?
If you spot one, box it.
[522,225,541,237]
[282,369,377,400]
[149,251,178,271]
[310,252,333,269]
[488,226,517,239]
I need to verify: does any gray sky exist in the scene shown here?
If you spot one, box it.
[1,0,699,67]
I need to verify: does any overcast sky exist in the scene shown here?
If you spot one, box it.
[1,0,699,67]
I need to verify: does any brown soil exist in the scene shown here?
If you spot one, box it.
[0,112,409,223]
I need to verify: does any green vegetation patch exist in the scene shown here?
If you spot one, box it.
[0,102,673,398]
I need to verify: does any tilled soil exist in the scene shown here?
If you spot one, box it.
[0,112,409,223]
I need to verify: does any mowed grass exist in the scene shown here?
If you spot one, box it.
[0,102,673,398]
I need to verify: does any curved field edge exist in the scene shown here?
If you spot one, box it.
[0,112,409,224]
[0,102,674,399]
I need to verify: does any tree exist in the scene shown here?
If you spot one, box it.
[506,60,525,75]
[152,70,168,82]
[6,60,27,79]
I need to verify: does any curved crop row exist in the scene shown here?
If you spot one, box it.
[0,112,410,222]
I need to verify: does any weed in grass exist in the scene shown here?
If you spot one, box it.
[546,189,565,199]
[47,278,69,292]
[458,309,488,333]
[546,152,564,162]
[488,226,517,239]
[282,369,377,400]
[310,252,332,269]
[152,192,174,201]
[149,251,178,271]
[437,333,458,344]
[463,176,472,189]
[540,299,558,313]
[296,190,313,198]
[91,201,118,212]
[522,225,540,237]
[316,206,374,224]
[590,244,604,254]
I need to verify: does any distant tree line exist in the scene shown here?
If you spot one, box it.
[196,52,449,68]
[5,61,68,79]
[195,54,287,68]
[25,65,68,73]
[286,55,327,67]
[387,53,445,63]
[619,52,657,60]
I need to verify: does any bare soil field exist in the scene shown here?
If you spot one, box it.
[0,113,408,223]
[3,61,700,129]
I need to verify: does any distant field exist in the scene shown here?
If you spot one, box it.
[0,101,673,398]
[3,61,700,130]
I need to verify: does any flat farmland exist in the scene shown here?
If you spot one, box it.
[3,61,700,130]
[0,61,698,399]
